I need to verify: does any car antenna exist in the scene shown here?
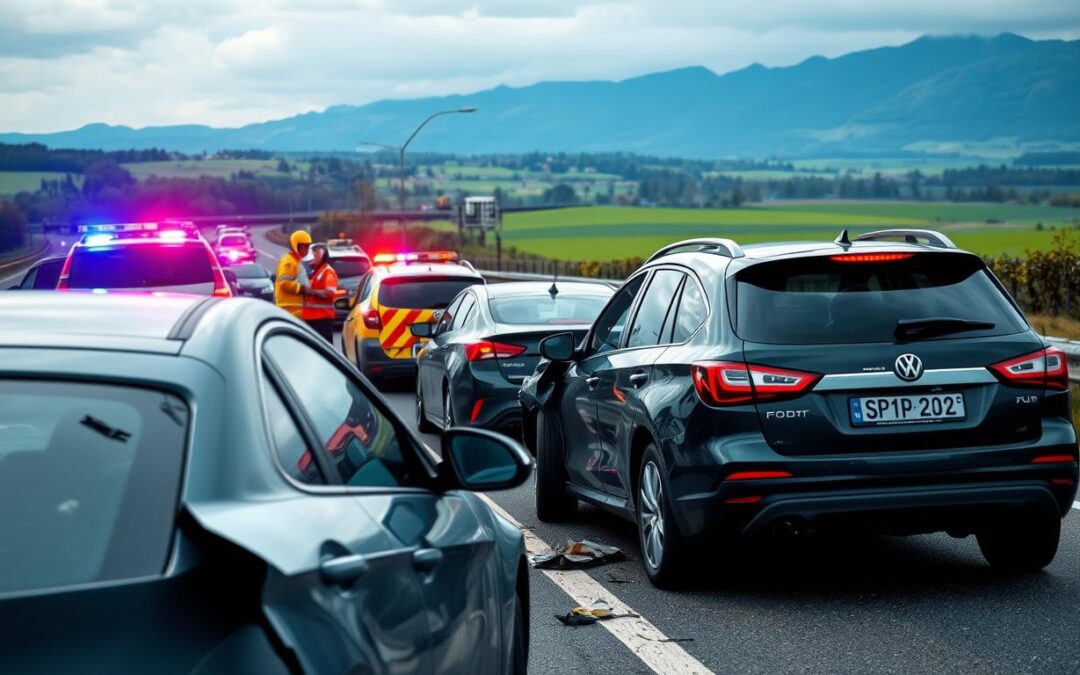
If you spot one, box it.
[834,228,852,249]
[549,269,559,299]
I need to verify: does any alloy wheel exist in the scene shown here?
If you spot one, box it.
[639,461,665,570]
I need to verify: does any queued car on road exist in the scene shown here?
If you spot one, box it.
[57,222,235,297]
[414,281,614,435]
[522,230,1078,587]
[0,292,532,674]
[342,251,485,381]
[215,232,257,266]
[7,255,66,290]
[305,239,372,322]
[229,262,275,301]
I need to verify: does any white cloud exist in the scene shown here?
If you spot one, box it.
[0,0,1076,132]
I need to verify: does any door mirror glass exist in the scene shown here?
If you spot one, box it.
[442,428,533,491]
[539,332,575,361]
[410,322,432,338]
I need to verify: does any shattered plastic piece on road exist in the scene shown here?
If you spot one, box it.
[556,602,640,626]
[531,539,626,570]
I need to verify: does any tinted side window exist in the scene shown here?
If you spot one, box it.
[589,274,646,355]
[450,294,476,331]
[19,266,38,289]
[627,270,683,348]
[0,381,187,594]
[34,260,62,289]
[671,278,708,342]
[263,335,416,488]
[262,377,323,485]
[437,294,465,335]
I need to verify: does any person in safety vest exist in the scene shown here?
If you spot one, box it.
[275,230,312,318]
[302,243,339,342]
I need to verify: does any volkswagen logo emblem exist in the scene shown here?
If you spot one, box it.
[894,353,924,381]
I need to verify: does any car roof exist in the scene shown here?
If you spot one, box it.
[481,281,613,297]
[373,262,482,279]
[0,292,209,353]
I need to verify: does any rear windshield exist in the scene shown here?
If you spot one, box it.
[68,244,213,289]
[734,253,1026,344]
[490,295,609,325]
[0,380,187,594]
[330,256,371,278]
[218,235,248,248]
[379,276,482,309]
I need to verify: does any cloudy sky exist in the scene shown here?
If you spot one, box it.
[1,0,1078,133]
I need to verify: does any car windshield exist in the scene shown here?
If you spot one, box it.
[219,235,247,248]
[733,253,1027,344]
[378,276,482,309]
[232,264,269,279]
[68,244,214,289]
[330,256,371,278]
[490,294,609,325]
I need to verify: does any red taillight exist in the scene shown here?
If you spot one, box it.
[725,470,793,481]
[56,254,73,290]
[691,361,820,407]
[989,347,1069,391]
[829,253,915,263]
[725,496,764,504]
[362,306,381,329]
[465,340,526,362]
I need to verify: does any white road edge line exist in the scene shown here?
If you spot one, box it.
[477,493,714,675]
[1074,501,1079,511]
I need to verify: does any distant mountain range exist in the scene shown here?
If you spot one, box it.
[3,33,1078,158]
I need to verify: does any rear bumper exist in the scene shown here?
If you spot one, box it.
[667,419,1078,539]
[357,338,416,378]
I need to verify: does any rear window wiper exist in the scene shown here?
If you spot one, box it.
[895,317,996,341]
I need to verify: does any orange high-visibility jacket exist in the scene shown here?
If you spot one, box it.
[274,251,307,318]
[302,264,339,321]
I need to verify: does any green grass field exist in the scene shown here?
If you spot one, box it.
[499,204,1080,260]
[121,159,308,180]
[0,171,81,195]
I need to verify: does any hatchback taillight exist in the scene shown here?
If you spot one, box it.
[362,306,381,329]
[691,361,821,407]
[465,340,526,362]
[204,243,231,297]
[989,347,1069,391]
[55,254,73,290]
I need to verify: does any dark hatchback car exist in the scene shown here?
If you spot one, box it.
[229,262,275,301]
[522,231,1078,587]
[0,293,532,674]
[8,255,65,290]
[413,281,613,434]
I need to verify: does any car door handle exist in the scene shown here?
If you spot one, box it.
[629,372,649,387]
[586,376,600,389]
[320,553,370,586]
[412,548,444,572]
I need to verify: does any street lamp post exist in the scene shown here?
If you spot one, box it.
[359,107,477,246]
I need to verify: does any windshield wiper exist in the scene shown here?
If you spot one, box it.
[894,317,995,341]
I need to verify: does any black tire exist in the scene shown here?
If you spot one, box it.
[416,378,438,433]
[535,410,577,522]
[511,592,528,675]
[636,444,691,589]
[977,505,1060,572]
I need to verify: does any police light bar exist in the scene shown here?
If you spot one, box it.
[78,221,199,241]
[372,251,459,265]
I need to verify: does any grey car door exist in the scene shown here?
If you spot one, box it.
[259,333,435,674]
[268,330,508,674]
[419,292,465,419]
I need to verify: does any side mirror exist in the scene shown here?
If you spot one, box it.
[539,332,575,361]
[270,273,277,283]
[441,428,533,491]
[410,322,432,338]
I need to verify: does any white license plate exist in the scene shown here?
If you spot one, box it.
[849,393,965,426]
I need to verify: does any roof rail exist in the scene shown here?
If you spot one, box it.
[854,229,957,249]
[645,238,745,264]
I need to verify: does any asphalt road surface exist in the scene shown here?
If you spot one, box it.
[4,225,1079,673]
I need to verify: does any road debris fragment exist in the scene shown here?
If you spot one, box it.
[531,539,626,570]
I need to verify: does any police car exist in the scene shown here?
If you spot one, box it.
[57,222,234,297]
[341,251,484,381]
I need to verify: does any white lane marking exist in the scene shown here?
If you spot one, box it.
[1074,501,1079,511]
[477,493,713,675]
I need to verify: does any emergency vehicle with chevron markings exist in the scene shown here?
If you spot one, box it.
[340,251,485,381]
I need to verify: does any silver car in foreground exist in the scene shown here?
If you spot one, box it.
[0,292,531,674]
